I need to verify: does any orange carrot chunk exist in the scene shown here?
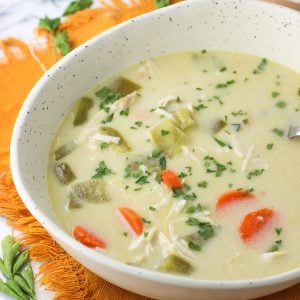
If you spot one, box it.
[117,207,144,236]
[239,208,274,241]
[161,169,183,189]
[216,190,254,209]
[73,225,106,249]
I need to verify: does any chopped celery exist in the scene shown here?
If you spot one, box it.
[151,119,188,157]
[54,162,76,184]
[54,141,76,160]
[68,180,107,209]
[172,108,195,130]
[73,97,93,126]
[110,77,141,96]
[157,254,192,274]
[100,126,131,152]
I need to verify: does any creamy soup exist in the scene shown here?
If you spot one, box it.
[48,51,300,280]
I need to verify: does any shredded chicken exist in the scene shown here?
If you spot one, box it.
[110,91,139,112]
[167,200,186,219]
[154,108,173,119]
[261,251,286,263]
[181,146,205,165]
[230,133,244,158]
[139,59,157,79]
[241,145,254,172]
[157,95,178,107]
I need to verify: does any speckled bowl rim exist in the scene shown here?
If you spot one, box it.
[10,0,300,292]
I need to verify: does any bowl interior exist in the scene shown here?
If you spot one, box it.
[11,0,300,286]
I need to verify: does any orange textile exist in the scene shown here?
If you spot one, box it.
[0,0,299,299]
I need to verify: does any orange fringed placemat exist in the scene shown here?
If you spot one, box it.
[0,0,300,299]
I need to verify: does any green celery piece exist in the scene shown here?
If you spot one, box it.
[6,280,29,300]
[14,275,35,300]
[100,126,131,152]
[73,97,93,126]
[54,162,76,184]
[211,119,227,134]
[157,254,192,274]
[13,250,29,274]
[110,77,141,96]
[151,119,188,157]
[68,180,108,209]
[53,141,76,160]
[0,279,21,300]
[172,108,195,130]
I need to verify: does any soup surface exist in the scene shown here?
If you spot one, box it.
[48,51,300,280]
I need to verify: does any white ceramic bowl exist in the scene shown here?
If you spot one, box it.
[10,1,300,299]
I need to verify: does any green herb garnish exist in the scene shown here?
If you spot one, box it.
[253,58,268,74]
[120,108,129,116]
[39,16,60,31]
[275,101,287,108]
[272,128,285,137]
[197,181,208,188]
[135,176,149,185]
[161,130,170,136]
[186,203,203,214]
[271,91,280,98]
[266,143,274,150]
[267,240,282,253]
[151,149,162,158]
[159,156,166,170]
[204,156,227,177]
[247,168,265,180]
[92,161,113,179]
[215,80,235,89]
[155,0,170,9]
[100,142,109,149]
[95,87,122,112]
[63,0,93,16]
[55,30,71,56]
[188,241,201,251]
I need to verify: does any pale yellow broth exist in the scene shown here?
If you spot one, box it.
[48,51,300,280]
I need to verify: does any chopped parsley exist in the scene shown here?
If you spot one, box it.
[271,91,280,98]
[298,88,300,97]
[149,206,156,211]
[247,168,265,180]
[151,149,163,158]
[197,181,208,188]
[213,137,232,149]
[39,16,60,31]
[95,87,122,112]
[266,143,274,150]
[204,156,228,177]
[101,113,114,124]
[198,223,215,240]
[142,217,151,224]
[194,102,208,111]
[100,142,109,149]
[220,66,227,72]
[120,107,129,116]
[215,80,235,89]
[231,110,247,116]
[231,123,241,132]
[267,240,282,253]
[135,176,149,185]
[124,161,145,179]
[186,203,203,214]
[275,227,282,236]
[92,161,113,179]
[253,58,268,74]
[161,130,170,136]
[172,184,197,201]
[135,121,143,127]
[188,241,201,251]
[275,101,287,108]
[159,156,167,170]
[272,128,285,137]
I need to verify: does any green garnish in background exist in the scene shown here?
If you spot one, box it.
[38,0,93,56]
[0,235,36,300]
[155,0,170,9]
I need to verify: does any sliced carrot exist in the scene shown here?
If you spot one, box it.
[117,207,144,236]
[161,169,183,189]
[239,208,274,241]
[216,190,254,209]
[73,225,106,249]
